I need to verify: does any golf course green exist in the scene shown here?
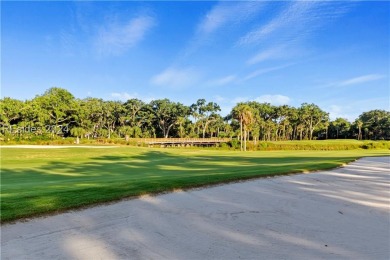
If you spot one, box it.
[1,146,389,222]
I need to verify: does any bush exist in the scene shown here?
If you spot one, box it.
[1,137,389,151]
[219,143,229,149]
[228,139,241,149]
[361,141,390,150]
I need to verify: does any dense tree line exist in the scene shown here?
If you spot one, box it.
[1,87,389,142]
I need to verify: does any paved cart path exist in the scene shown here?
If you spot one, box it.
[1,157,389,260]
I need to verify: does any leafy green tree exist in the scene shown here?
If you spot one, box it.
[359,110,390,140]
[123,99,146,127]
[0,97,24,127]
[149,99,190,138]
[191,99,221,138]
[3,87,389,142]
[80,98,105,138]
[206,114,225,138]
[329,118,351,139]
[35,87,76,125]
[102,101,124,139]
[299,103,329,140]
[246,102,276,141]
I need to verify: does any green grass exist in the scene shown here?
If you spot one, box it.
[1,147,389,223]
[245,139,390,150]
[3,138,390,151]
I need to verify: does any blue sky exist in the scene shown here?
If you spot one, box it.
[1,1,389,120]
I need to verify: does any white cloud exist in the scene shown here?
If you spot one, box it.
[59,31,78,56]
[231,97,249,104]
[111,92,138,101]
[214,95,226,102]
[110,92,159,103]
[317,74,387,89]
[328,105,350,120]
[229,94,291,106]
[321,96,389,122]
[339,74,385,86]
[197,2,265,36]
[207,75,237,86]
[150,67,201,88]
[247,46,285,65]
[219,105,232,117]
[255,94,290,105]
[181,1,265,58]
[241,1,351,73]
[239,2,313,45]
[246,44,307,65]
[326,104,362,122]
[239,1,350,45]
[96,15,155,56]
[243,63,293,81]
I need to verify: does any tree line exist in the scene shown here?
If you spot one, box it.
[1,87,389,142]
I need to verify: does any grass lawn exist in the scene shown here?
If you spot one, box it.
[1,147,389,223]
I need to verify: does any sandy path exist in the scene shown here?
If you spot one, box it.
[1,157,389,259]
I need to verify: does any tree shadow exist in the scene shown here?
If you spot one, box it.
[1,156,389,259]
[1,150,387,223]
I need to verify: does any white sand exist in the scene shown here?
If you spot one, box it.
[1,157,389,259]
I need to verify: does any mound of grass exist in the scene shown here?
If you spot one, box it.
[2,138,389,151]
[1,147,389,222]
[245,140,390,151]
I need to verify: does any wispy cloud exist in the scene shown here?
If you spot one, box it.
[197,1,265,36]
[239,1,350,46]
[339,74,385,86]
[230,94,291,106]
[246,44,308,65]
[95,15,155,56]
[181,1,265,58]
[239,1,312,45]
[164,2,264,84]
[243,63,294,81]
[59,31,79,56]
[327,105,352,120]
[255,94,290,105]
[150,67,201,88]
[231,97,249,104]
[326,97,388,121]
[111,92,138,101]
[240,1,352,69]
[207,75,237,86]
[214,95,226,102]
[110,92,159,103]
[247,45,285,65]
[317,74,386,89]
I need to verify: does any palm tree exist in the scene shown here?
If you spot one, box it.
[233,104,253,151]
[355,119,363,140]
[70,127,86,144]
[176,116,186,138]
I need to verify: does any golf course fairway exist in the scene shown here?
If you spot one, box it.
[1,146,389,222]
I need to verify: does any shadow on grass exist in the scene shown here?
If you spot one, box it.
[0,150,382,222]
[2,156,389,259]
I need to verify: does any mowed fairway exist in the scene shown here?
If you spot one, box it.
[1,147,389,222]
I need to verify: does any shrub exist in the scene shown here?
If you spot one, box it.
[219,142,229,149]
[228,139,241,149]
